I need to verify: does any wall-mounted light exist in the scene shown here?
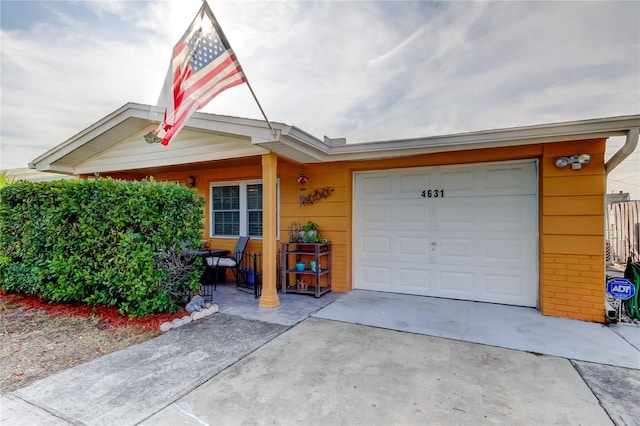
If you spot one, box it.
[188,175,196,187]
[555,153,591,170]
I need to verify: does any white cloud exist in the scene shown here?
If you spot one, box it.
[1,0,638,197]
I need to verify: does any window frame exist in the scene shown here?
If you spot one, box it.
[209,179,279,239]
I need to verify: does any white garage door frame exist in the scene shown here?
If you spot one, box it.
[352,159,539,307]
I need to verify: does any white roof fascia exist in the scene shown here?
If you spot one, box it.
[30,101,640,172]
[6,168,75,182]
[28,103,145,173]
[173,108,284,143]
[277,126,329,160]
[35,165,76,174]
[331,115,640,153]
[29,103,284,174]
[257,114,640,163]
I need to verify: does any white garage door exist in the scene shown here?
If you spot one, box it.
[353,161,538,307]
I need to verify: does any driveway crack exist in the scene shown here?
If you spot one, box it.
[175,401,210,426]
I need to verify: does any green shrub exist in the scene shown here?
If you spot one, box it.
[0,178,205,317]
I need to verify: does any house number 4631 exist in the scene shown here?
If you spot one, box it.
[421,189,444,198]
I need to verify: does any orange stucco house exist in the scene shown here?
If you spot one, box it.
[29,103,640,322]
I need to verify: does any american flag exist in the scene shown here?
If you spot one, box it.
[150,1,246,146]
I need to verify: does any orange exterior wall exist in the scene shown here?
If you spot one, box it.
[98,138,608,322]
[278,161,352,291]
[539,139,606,322]
[282,140,607,322]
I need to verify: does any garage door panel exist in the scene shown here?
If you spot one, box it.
[398,171,433,193]
[398,237,429,256]
[484,165,535,192]
[354,161,538,307]
[359,202,391,225]
[440,169,476,193]
[486,166,523,188]
[438,270,476,295]
[482,273,536,305]
[483,163,537,194]
[358,174,391,197]
[481,236,536,268]
[438,201,475,227]
[436,197,536,232]
[398,268,430,290]
[399,204,432,224]
[485,238,524,261]
[361,236,391,254]
[484,273,528,297]
[477,197,536,231]
[438,237,475,260]
[436,233,536,267]
[361,265,391,287]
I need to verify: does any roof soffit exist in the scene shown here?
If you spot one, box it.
[73,128,267,175]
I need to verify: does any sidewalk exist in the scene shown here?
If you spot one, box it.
[2,313,288,426]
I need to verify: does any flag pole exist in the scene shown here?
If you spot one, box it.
[244,80,277,138]
[203,1,278,139]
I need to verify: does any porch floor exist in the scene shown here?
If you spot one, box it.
[209,281,341,326]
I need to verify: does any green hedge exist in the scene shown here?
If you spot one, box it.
[0,178,205,317]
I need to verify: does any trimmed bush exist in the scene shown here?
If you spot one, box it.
[0,178,205,317]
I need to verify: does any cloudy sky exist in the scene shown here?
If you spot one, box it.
[1,0,639,197]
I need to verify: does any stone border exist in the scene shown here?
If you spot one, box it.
[159,304,219,332]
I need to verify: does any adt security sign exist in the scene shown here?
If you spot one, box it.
[607,278,636,300]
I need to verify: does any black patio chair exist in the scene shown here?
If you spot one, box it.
[204,236,250,290]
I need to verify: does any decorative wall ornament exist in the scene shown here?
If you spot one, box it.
[301,187,335,206]
[288,221,301,242]
[298,173,309,206]
[297,173,309,185]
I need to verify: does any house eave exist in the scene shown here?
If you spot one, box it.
[29,103,284,174]
[29,101,640,173]
[258,114,640,163]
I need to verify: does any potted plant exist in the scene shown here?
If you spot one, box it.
[299,221,320,243]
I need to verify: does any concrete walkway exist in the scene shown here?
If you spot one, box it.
[3,314,287,426]
[2,288,639,425]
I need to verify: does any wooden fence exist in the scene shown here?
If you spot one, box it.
[606,201,640,264]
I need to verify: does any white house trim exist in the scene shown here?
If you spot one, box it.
[28,102,640,175]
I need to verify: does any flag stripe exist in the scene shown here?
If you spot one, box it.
[169,60,244,131]
[196,68,246,107]
[160,68,246,145]
[175,51,240,107]
[182,52,242,106]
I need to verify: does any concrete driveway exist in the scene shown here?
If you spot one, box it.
[3,288,639,425]
[142,317,613,425]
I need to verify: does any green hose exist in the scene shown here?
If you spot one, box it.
[622,261,640,319]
